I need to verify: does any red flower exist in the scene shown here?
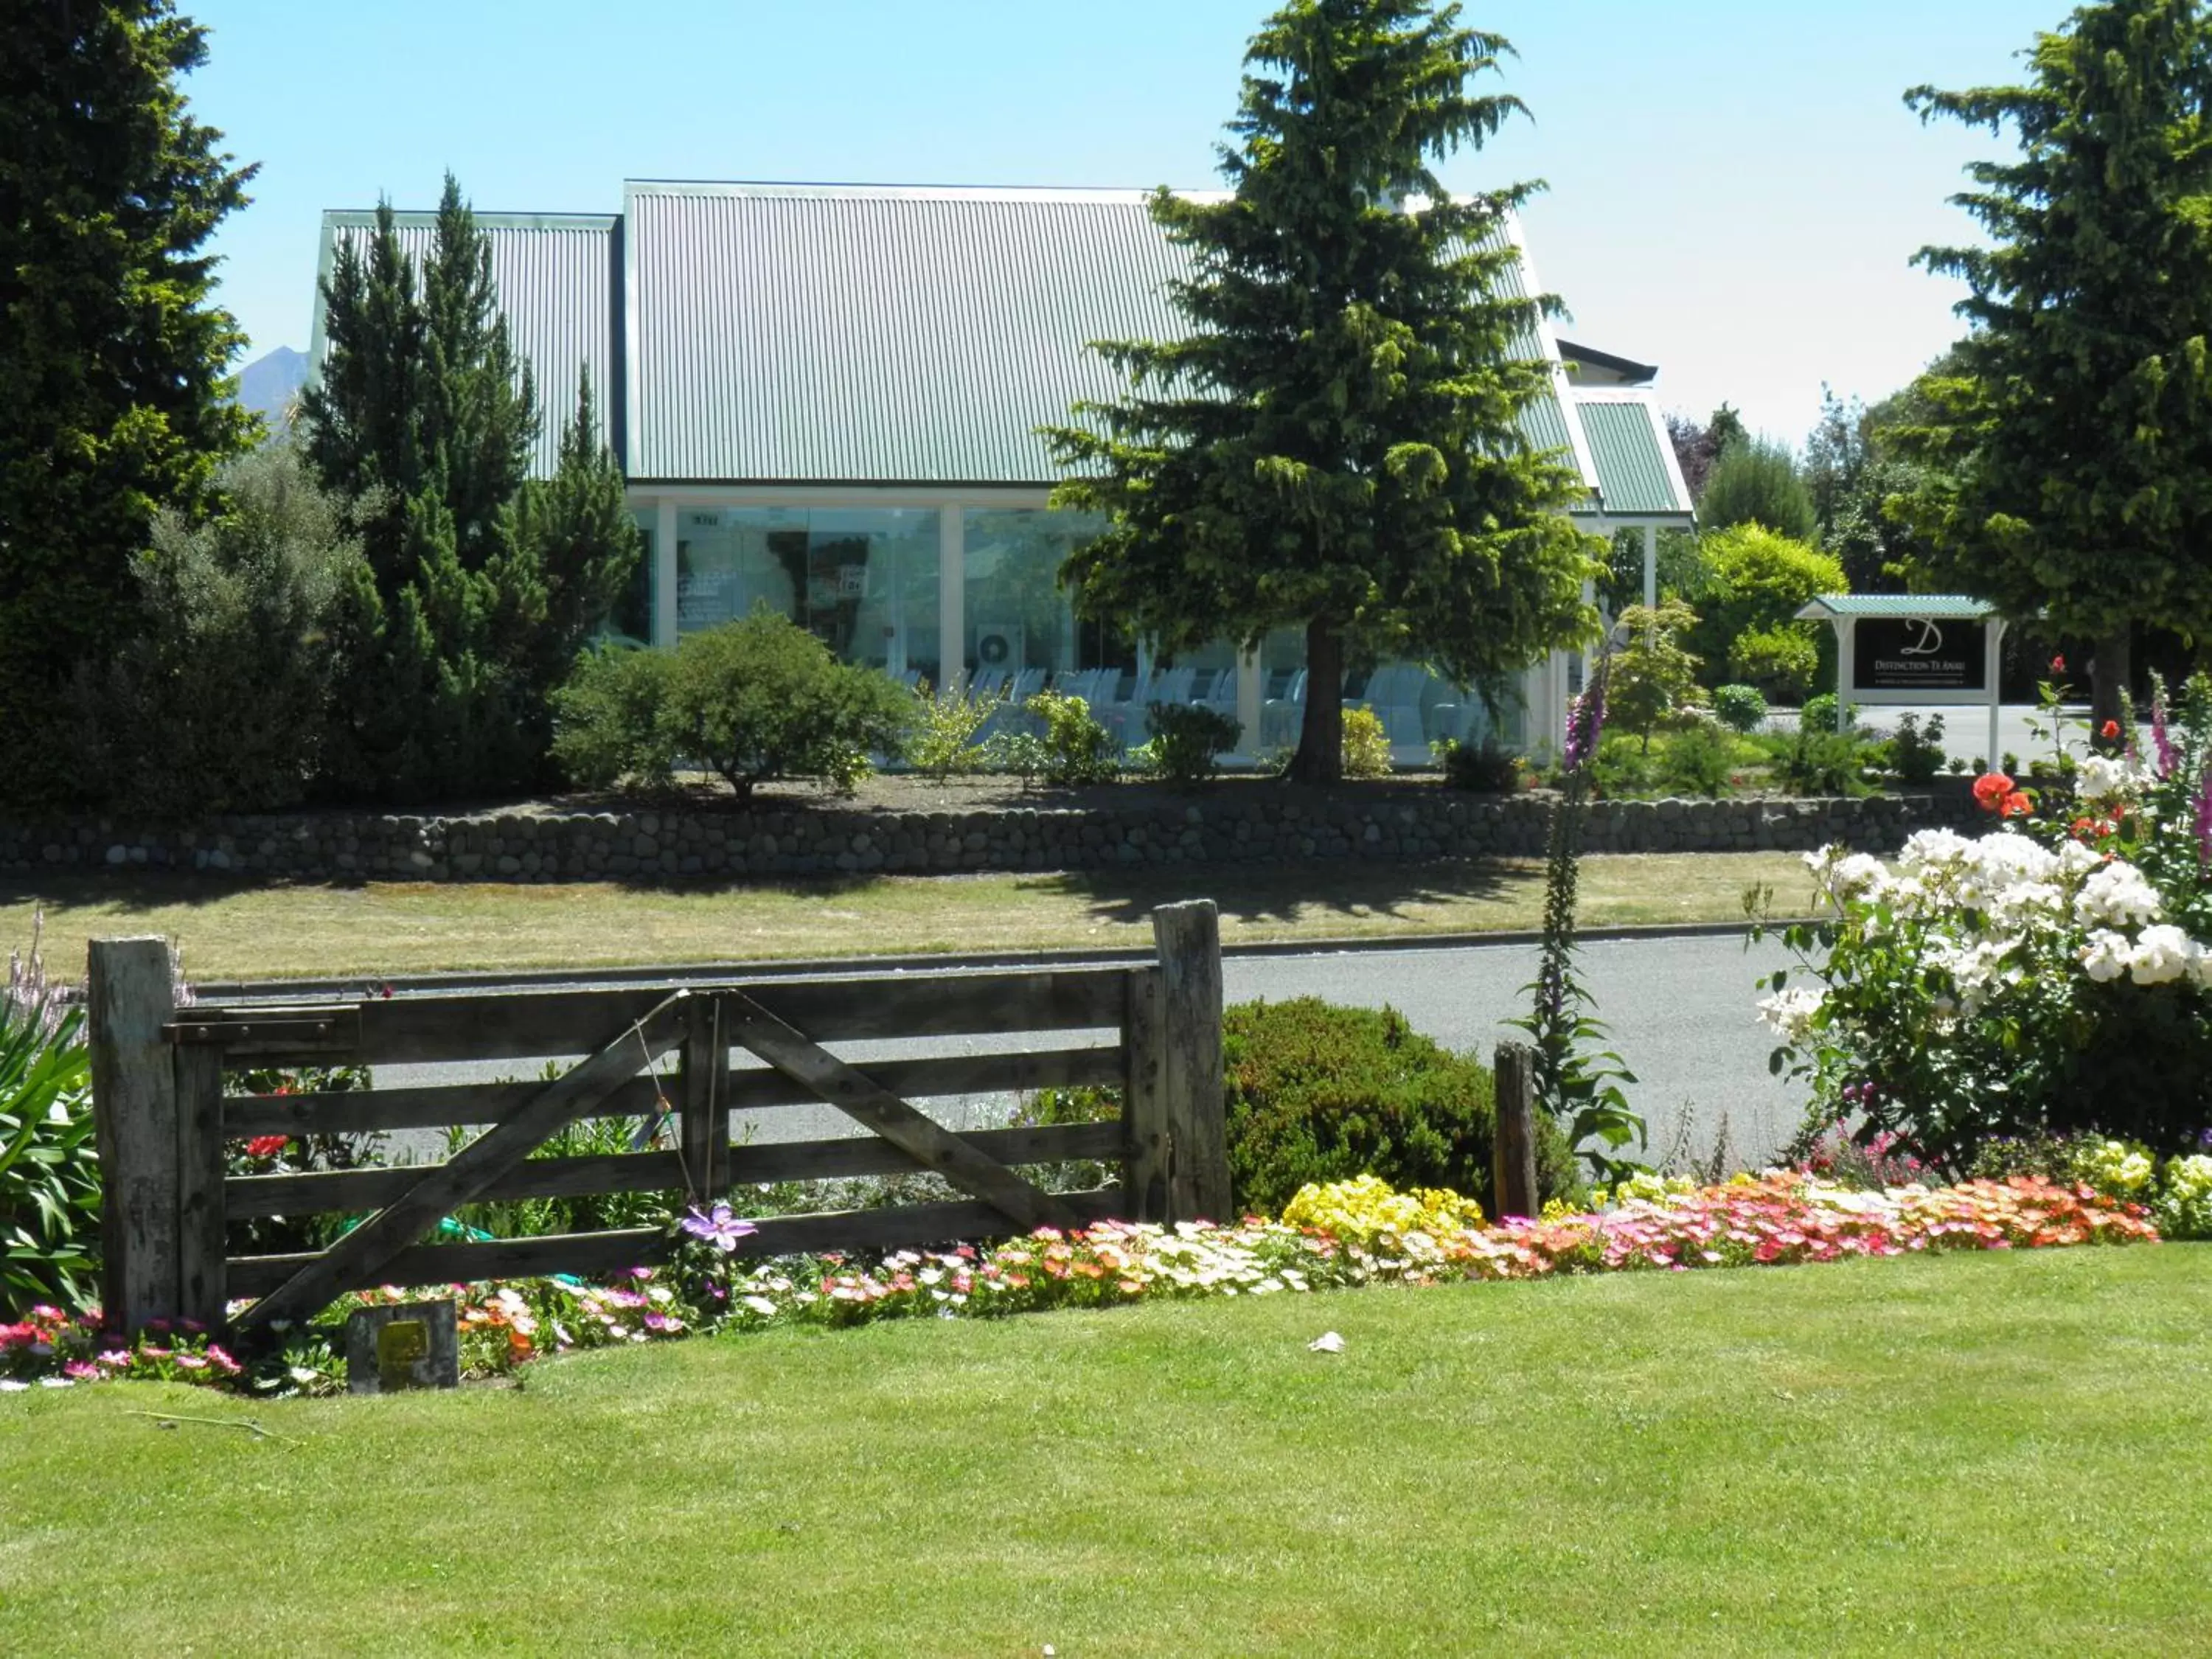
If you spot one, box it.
[245,1135,288,1158]
[2051,654,2066,674]
[1972,771,2016,812]
[2101,719,2121,740]
[2001,790,2032,818]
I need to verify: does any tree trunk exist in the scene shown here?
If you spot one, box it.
[1288,619,1344,785]
[2090,626,2132,744]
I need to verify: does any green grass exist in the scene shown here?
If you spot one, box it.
[5,1246,2208,1655]
[0,851,1810,980]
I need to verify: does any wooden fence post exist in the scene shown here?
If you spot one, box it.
[88,938,184,1332]
[1121,967,1169,1223]
[173,1043,227,1327]
[1151,900,1230,1224]
[1492,1041,1540,1222]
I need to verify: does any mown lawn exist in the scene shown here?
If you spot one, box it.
[0,850,1809,980]
[4,1245,2207,1655]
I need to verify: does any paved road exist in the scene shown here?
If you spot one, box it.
[379,932,1809,1175]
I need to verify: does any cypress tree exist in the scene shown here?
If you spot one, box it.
[1899,0,2212,726]
[0,0,254,801]
[302,177,633,799]
[1045,0,1597,782]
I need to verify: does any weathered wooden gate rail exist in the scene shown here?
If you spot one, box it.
[88,901,1228,1333]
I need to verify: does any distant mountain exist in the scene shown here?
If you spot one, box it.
[235,345,309,427]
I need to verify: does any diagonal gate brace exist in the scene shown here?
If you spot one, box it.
[721,992,1079,1233]
[237,991,693,1333]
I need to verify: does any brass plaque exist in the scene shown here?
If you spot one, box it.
[378,1318,427,1387]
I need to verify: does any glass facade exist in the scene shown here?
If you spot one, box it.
[959,508,1113,678]
[676,508,940,679]
[640,495,1538,757]
[608,509,655,646]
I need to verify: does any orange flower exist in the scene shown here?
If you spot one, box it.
[2101,719,2121,740]
[1972,771,2016,811]
[2001,790,2032,818]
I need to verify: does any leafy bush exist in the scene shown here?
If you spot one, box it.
[1762,689,2212,1164]
[553,607,914,799]
[1221,998,1582,1217]
[1607,599,1705,749]
[1024,689,1119,786]
[1801,693,1842,734]
[980,728,1051,786]
[1686,524,1843,689]
[907,680,1007,782]
[1727,625,1820,701]
[1697,437,1818,543]
[1778,727,1874,796]
[1,935,96,1318]
[549,642,675,790]
[1341,706,1394,778]
[1144,702,1241,787]
[69,441,364,817]
[1433,735,1521,792]
[1654,722,1738,797]
[1884,713,1948,785]
[1712,684,1768,734]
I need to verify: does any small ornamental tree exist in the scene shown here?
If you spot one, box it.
[1045,0,1598,785]
[1897,0,2212,729]
[1606,599,1704,751]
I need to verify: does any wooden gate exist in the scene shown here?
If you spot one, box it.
[86,902,1228,1333]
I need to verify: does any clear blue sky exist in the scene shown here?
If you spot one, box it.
[187,0,2058,446]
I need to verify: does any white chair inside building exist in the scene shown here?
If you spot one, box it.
[1352,665,1430,750]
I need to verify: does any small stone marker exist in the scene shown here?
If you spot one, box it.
[346,1300,459,1394]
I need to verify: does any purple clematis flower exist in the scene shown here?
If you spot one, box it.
[680,1203,759,1253]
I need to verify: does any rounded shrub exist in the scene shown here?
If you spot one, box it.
[1222,998,1583,1216]
[1712,683,1768,734]
[1801,692,1840,734]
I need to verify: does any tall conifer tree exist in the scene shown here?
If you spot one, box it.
[1045,0,1597,782]
[302,178,634,798]
[0,0,254,800]
[1899,0,2212,726]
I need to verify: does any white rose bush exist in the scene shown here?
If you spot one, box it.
[1757,675,2212,1166]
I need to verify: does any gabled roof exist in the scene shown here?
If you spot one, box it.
[310,211,619,479]
[309,182,1642,502]
[1797,595,1996,621]
[622,181,1197,485]
[1570,389,1694,521]
[1557,338,1658,386]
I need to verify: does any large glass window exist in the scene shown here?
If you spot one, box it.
[677,508,939,680]
[961,508,1113,680]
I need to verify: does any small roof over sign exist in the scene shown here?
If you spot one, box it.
[1795,594,1997,622]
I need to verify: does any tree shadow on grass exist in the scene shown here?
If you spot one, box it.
[1018,857,1528,932]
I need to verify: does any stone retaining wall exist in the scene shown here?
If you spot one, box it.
[0,787,1983,885]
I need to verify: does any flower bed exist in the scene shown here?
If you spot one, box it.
[0,1172,2159,1397]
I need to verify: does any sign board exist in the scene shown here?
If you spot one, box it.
[1851,616,1989,697]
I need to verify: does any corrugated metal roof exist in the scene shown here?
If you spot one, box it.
[624,183,1194,484]
[1573,392,1693,518]
[1798,595,1996,619]
[313,212,618,479]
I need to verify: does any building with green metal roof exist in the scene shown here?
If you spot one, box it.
[311,180,1694,758]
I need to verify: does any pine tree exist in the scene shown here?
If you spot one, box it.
[1899,0,2212,727]
[0,0,254,801]
[302,178,633,799]
[1044,0,1597,783]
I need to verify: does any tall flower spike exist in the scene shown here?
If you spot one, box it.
[2195,766,2212,869]
[2153,678,2177,781]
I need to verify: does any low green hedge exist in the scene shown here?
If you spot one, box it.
[1223,998,1585,1217]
